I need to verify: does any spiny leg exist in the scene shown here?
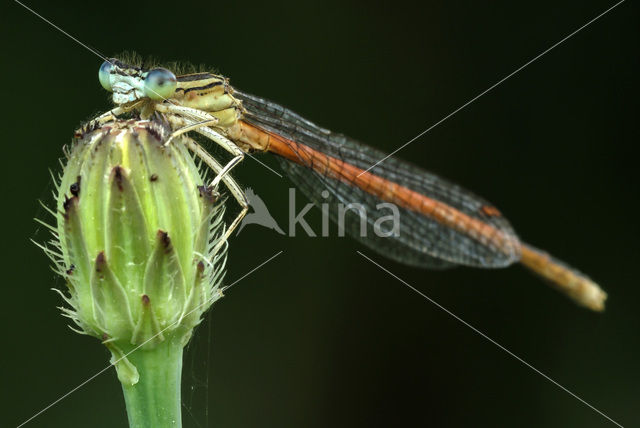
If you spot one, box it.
[164,118,219,147]
[156,103,220,124]
[95,100,147,123]
[158,103,247,218]
[182,136,248,248]
[74,107,126,135]
[161,108,246,190]
[94,106,125,123]
[193,125,245,189]
[77,100,147,134]
[157,103,244,163]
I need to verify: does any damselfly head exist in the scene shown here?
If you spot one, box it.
[98,58,177,105]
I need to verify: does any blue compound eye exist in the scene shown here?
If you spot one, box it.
[98,60,113,92]
[144,68,177,100]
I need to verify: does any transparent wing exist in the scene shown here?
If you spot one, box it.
[236,90,521,268]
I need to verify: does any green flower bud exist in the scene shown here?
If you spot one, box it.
[39,118,227,387]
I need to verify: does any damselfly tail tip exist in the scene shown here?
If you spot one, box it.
[519,244,607,312]
[574,280,607,312]
[554,271,607,312]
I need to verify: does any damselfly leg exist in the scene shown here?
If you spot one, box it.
[164,113,246,199]
[179,134,248,245]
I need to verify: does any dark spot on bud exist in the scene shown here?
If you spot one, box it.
[62,196,78,220]
[101,332,110,342]
[95,251,106,274]
[157,230,172,253]
[198,185,219,204]
[197,261,205,276]
[93,139,104,153]
[147,125,161,141]
[150,174,158,182]
[70,176,81,197]
[141,294,150,306]
[66,264,75,276]
[113,166,125,191]
[147,115,171,142]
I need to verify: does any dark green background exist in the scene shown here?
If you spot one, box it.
[1,1,637,426]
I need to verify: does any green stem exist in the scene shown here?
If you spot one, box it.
[121,338,184,428]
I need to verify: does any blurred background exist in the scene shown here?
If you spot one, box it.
[1,0,638,426]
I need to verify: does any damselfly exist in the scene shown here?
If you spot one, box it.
[89,57,606,311]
